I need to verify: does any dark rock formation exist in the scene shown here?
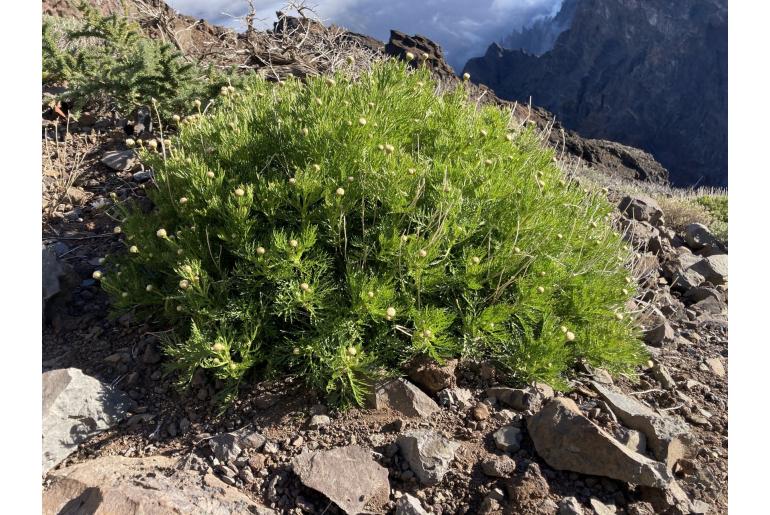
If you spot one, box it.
[464,0,727,187]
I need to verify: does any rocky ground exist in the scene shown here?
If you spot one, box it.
[41,5,727,515]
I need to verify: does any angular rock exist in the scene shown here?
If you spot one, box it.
[308,414,331,428]
[407,356,457,394]
[101,150,137,171]
[618,194,664,226]
[705,357,726,378]
[486,384,549,412]
[481,454,516,477]
[43,455,274,514]
[42,368,133,475]
[591,383,691,469]
[368,378,439,418]
[505,461,550,506]
[618,217,660,249]
[397,429,460,485]
[292,445,389,514]
[684,223,720,251]
[493,426,523,453]
[590,498,617,515]
[559,496,584,515]
[690,254,728,285]
[208,433,242,463]
[527,398,671,488]
[437,387,474,409]
[650,363,677,390]
[395,493,429,515]
[643,317,675,348]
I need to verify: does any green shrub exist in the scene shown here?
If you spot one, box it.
[101,61,646,406]
[42,1,238,119]
[696,194,728,241]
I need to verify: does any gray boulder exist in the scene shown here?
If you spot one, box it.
[292,445,390,514]
[493,426,523,453]
[528,398,671,488]
[618,194,664,226]
[397,429,460,485]
[684,223,720,251]
[690,254,728,285]
[42,368,133,475]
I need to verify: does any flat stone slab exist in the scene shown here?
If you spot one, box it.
[101,150,137,171]
[292,445,390,514]
[43,455,274,515]
[397,429,460,485]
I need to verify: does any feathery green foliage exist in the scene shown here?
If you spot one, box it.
[42,2,238,119]
[101,61,646,406]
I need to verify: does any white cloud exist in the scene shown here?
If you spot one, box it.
[167,0,563,70]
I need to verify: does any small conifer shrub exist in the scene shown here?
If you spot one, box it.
[42,1,238,119]
[101,60,646,406]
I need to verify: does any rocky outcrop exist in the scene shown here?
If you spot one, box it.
[463,0,727,187]
[43,455,274,514]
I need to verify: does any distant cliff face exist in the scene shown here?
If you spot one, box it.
[464,0,727,187]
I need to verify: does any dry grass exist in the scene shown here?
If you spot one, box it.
[42,119,96,220]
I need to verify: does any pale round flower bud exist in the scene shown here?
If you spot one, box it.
[129,245,139,253]
[122,292,129,298]
[560,326,568,333]
[156,228,167,238]
[172,114,181,122]
[347,346,357,356]
[539,271,546,277]
[113,226,122,234]
[179,279,190,289]
[384,144,395,154]
[405,51,415,61]
[418,249,427,258]
[386,307,396,318]
[615,312,624,320]
[537,286,545,294]
[566,331,576,341]
[471,256,480,265]
[147,139,158,150]
[234,188,245,197]
[177,249,184,255]
[301,127,309,136]
[300,282,310,291]
[480,129,488,138]
[193,99,202,108]
[256,246,266,255]
[289,177,297,185]
[557,233,563,239]
[125,138,135,148]
[213,342,225,352]
[312,164,321,172]
[358,117,367,126]
[336,187,345,196]
[514,247,521,253]
[484,159,493,165]
[463,72,471,81]
[422,329,433,338]
[622,288,629,295]
[408,168,416,175]
[367,291,375,298]
[346,55,355,64]
[179,197,188,204]
[293,347,301,355]
[176,305,183,311]
[290,239,299,248]
[348,176,354,182]
[92,271,102,280]
[206,171,215,178]
[145,284,154,292]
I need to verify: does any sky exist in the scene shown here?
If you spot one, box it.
[166,0,564,70]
